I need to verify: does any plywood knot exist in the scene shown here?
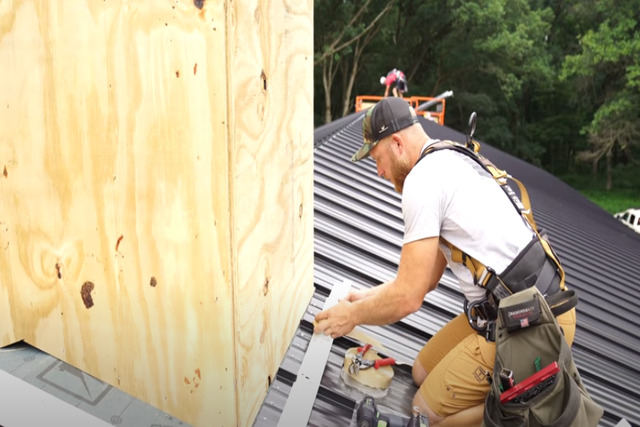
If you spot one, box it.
[260,70,267,92]
[81,281,95,309]
[115,234,124,252]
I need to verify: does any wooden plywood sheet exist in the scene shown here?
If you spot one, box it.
[0,1,238,425]
[226,0,314,425]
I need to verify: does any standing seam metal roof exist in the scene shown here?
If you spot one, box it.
[254,112,640,427]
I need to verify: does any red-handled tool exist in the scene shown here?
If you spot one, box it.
[357,344,372,356]
[349,344,372,375]
[348,343,396,375]
[357,357,396,371]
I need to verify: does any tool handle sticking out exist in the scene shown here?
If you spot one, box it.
[357,343,372,355]
[374,358,396,369]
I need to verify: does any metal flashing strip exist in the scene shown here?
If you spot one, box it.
[277,280,351,427]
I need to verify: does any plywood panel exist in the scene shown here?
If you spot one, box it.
[227,0,314,423]
[1,0,313,425]
[0,1,238,425]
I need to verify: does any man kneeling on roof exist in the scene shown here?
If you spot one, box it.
[314,98,577,426]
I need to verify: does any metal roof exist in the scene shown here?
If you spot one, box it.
[254,112,640,427]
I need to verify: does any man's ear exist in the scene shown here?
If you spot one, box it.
[391,133,404,154]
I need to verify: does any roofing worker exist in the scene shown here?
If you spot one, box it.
[313,98,577,426]
[381,68,408,98]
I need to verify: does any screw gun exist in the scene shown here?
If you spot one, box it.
[356,395,428,427]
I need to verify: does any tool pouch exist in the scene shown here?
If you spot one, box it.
[483,287,603,427]
[498,296,541,332]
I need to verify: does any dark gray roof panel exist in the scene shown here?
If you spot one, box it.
[255,113,640,427]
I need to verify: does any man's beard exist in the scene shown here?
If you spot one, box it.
[390,153,411,194]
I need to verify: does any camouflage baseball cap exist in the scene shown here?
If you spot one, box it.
[352,97,419,162]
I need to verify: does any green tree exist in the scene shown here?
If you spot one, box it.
[561,0,640,190]
[313,0,640,192]
[314,0,395,123]
[456,0,556,162]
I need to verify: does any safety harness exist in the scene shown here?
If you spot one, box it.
[417,138,578,341]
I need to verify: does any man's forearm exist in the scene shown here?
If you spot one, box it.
[363,281,392,297]
[352,280,416,326]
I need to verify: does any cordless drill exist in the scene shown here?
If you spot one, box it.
[356,396,428,427]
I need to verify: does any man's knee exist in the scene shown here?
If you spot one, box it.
[412,391,443,425]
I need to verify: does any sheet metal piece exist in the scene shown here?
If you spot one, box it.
[277,280,352,427]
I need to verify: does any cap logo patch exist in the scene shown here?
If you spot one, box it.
[378,125,388,133]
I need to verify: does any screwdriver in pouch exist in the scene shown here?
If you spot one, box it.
[499,368,515,391]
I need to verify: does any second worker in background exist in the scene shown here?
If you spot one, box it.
[381,68,408,98]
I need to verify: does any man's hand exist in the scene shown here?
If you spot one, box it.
[344,288,369,303]
[313,299,357,339]
[313,239,445,339]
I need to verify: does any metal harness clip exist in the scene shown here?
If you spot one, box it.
[465,295,499,341]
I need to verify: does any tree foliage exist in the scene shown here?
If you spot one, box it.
[314,0,395,123]
[560,0,640,189]
[313,0,640,192]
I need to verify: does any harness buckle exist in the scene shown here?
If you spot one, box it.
[483,267,512,301]
[484,321,497,342]
[465,295,499,341]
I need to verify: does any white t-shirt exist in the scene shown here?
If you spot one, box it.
[402,140,534,302]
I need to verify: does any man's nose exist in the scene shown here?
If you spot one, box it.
[376,163,385,179]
